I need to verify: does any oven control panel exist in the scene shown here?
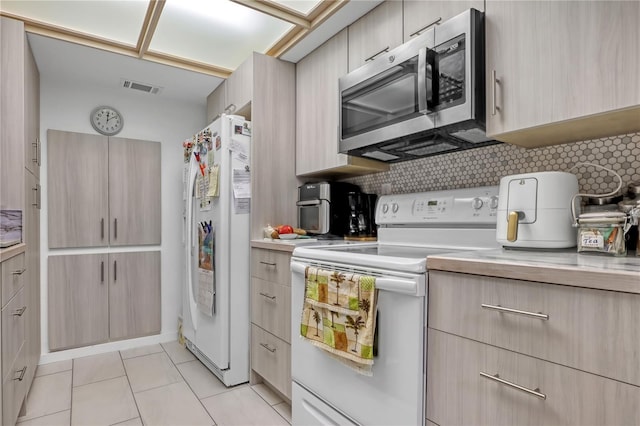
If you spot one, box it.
[376,186,499,225]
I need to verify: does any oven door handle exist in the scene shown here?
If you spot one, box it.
[291,261,423,296]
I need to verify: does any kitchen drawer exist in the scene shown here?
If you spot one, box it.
[428,270,640,386]
[251,277,291,343]
[251,248,291,285]
[251,324,291,399]
[2,252,25,307]
[2,343,27,426]
[426,329,640,426]
[2,287,26,380]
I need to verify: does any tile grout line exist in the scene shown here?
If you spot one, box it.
[16,408,70,425]
[119,350,144,426]
[109,416,139,426]
[72,373,128,390]
[249,386,291,425]
[165,344,218,425]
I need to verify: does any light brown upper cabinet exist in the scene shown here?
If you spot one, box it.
[206,80,227,123]
[485,0,640,147]
[1,17,25,213]
[403,0,484,41]
[108,137,161,246]
[48,130,109,248]
[296,30,388,177]
[24,35,40,179]
[226,55,253,116]
[348,1,403,71]
[48,130,161,248]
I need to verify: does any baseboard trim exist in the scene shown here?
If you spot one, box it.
[38,332,178,365]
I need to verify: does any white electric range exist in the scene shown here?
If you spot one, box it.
[290,186,500,426]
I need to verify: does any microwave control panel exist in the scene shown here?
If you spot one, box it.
[377,186,499,225]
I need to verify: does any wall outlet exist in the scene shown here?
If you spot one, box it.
[381,183,392,195]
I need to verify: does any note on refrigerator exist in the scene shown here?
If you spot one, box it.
[207,164,220,197]
[234,196,250,214]
[232,168,251,199]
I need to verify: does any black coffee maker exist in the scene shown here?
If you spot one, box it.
[347,192,377,238]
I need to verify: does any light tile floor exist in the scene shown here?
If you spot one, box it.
[17,341,291,426]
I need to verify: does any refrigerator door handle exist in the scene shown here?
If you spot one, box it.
[185,157,199,330]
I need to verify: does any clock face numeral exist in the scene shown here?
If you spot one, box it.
[91,107,123,135]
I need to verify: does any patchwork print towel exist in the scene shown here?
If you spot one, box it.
[300,267,377,375]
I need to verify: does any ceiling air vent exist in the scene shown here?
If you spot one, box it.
[121,79,163,95]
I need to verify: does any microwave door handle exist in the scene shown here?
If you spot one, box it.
[297,200,322,206]
[419,47,437,114]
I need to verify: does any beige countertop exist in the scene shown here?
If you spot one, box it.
[0,243,26,262]
[427,248,640,294]
[251,238,320,253]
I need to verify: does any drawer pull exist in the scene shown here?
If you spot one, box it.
[13,306,27,316]
[14,366,27,381]
[481,303,549,320]
[259,261,277,267]
[12,268,26,275]
[259,292,276,301]
[480,372,546,400]
[260,342,276,353]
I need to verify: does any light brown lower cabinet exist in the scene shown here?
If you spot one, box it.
[250,247,292,400]
[48,251,160,351]
[426,329,640,426]
[251,325,291,399]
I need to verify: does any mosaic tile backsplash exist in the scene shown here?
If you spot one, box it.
[345,133,640,196]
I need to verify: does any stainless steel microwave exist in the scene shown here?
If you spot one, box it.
[339,8,497,162]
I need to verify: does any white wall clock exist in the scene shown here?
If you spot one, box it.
[90,106,123,136]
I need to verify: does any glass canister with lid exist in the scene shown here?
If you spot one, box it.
[576,211,628,256]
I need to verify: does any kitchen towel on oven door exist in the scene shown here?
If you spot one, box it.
[300,267,378,375]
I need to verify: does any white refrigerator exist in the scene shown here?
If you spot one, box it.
[182,114,251,386]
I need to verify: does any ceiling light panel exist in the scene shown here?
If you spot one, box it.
[270,0,323,15]
[149,0,294,70]
[0,0,148,45]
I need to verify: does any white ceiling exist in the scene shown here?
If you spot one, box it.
[23,0,382,108]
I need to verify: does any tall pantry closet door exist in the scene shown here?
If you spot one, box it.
[23,172,40,389]
[48,254,109,350]
[47,130,109,248]
[108,137,161,246]
[109,251,161,340]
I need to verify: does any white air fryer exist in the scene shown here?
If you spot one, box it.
[497,171,579,248]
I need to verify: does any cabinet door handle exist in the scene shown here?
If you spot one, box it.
[32,184,40,208]
[14,366,27,381]
[101,218,105,239]
[13,306,27,316]
[365,46,390,62]
[491,70,501,116]
[101,261,105,283]
[409,17,441,38]
[259,261,276,267]
[260,343,276,353]
[481,303,549,320]
[114,260,117,282]
[114,218,118,239]
[259,292,276,301]
[480,372,546,400]
[12,268,26,275]
[32,139,38,164]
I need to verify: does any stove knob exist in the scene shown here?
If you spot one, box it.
[472,197,484,210]
[382,203,389,213]
[489,196,499,209]
[392,203,399,213]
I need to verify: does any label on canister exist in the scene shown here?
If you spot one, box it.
[581,231,604,249]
